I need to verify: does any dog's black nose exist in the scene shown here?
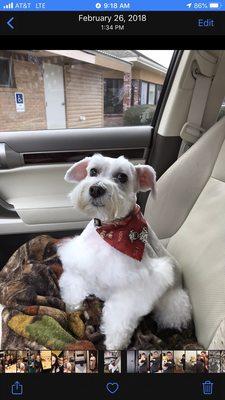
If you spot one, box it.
[89,185,106,198]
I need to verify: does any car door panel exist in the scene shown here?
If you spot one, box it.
[0,126,152,234]
[0,126,150,157]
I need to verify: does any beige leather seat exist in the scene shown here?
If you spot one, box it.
[145,116,225,349]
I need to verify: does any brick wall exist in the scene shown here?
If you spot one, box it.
[0,58,47,132]
[132,79,141,106]
[0,56,105,132]
[123,73,132,111]
[64,62,104,129]
[0,53,165,133]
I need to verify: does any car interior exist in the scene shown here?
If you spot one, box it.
[1,49,225,349]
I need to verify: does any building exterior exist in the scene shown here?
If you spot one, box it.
[0,50,167,131]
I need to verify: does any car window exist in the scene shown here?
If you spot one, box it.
[0,50,173,132]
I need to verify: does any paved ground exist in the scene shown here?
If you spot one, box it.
[104,115,124,127]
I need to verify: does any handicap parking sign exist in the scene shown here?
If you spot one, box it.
[202,380,214,395]
[15,92,25,112]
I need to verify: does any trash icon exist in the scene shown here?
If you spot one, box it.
[202,380,214,395]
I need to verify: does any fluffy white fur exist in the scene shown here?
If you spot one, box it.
[153,288,192,330]
[58,154,191,349]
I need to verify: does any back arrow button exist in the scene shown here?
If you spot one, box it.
[7,17,14,30]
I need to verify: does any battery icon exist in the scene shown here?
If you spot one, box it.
[209,2,219,7]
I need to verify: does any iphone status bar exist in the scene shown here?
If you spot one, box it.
[0,0,224,11]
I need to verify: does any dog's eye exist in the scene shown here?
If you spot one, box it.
[90,168,98,177]
[115,173,128,183]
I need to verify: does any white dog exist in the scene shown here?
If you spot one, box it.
[58,154,191,349]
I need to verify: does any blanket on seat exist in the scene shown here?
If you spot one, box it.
[0,234,202,350]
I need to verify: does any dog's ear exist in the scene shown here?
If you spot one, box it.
[135,164,156,195]
[65,157,91,182]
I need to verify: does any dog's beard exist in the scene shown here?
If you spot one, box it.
[69,180,136,222]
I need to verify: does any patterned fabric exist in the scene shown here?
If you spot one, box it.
[96,205,148,261]
[0,234,202,350]
[0,236,95,351]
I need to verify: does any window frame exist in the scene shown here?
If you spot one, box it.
[140,81,148,105]
[0,56,14,88]
[156,83,163,103]
[148,82,156,105]
[104,77,124,115]
[141,80,163,106]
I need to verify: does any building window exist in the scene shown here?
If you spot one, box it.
[104,78,124,114]
[140,81,148,105]
[141,81,163,105]
[156,84,162,102]
[0,58,14,87]
[148,83,156,105]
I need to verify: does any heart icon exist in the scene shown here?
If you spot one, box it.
[106,382,120,394]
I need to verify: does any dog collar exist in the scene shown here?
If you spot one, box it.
[94,205,148,261]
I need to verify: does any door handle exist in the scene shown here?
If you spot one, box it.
[0,143,23,169]
[0,197,16,212]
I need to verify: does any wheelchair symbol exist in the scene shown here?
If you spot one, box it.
[16,94,23,103]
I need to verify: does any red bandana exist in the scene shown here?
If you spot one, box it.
[95,205,148,261]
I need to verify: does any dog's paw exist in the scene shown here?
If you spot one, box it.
[154,288,192,330]
[101,322,130,350]
[104,334,128,350]
[59,273,88,310]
